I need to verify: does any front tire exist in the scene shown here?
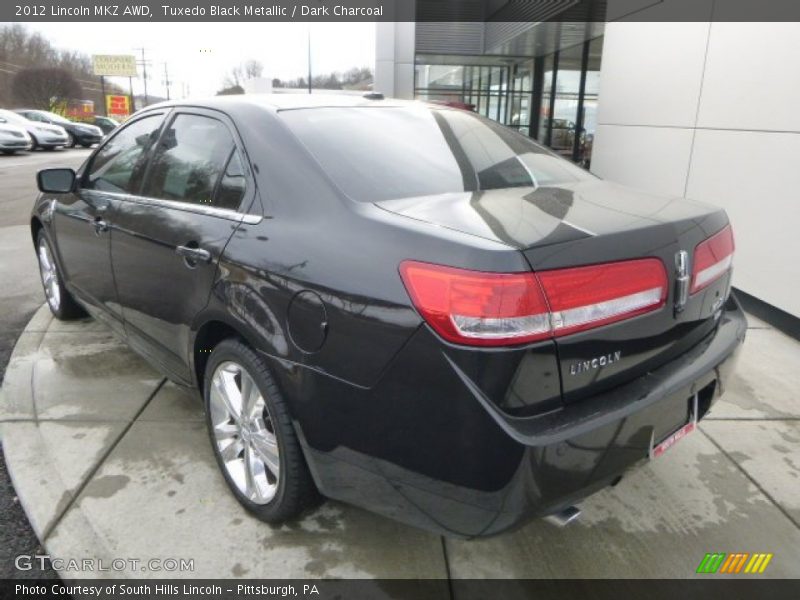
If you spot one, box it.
[67,133,76,148]
[204,339,319,523]
[36,230,85,320]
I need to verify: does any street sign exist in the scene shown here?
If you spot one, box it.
[106,95,132,118]
[92,55,138,77]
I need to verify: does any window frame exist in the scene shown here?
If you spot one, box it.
[80,109,169,194]
[81,106,259,223]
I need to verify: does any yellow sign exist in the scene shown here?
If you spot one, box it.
[106,95,131,118]
[92,54,137,77]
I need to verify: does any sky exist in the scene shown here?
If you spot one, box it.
[19,22,376,98]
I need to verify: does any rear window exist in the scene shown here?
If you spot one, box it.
[280,106,593,203]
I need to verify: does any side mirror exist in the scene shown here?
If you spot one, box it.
[37,168,76,194]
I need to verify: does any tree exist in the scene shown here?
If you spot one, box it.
[12,67,82,110]
[216,84,244,96]
[224,59,265,88]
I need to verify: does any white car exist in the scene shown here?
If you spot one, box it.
[0,109,68,150]
[0,113,32,154]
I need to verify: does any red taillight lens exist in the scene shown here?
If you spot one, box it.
[399,261,550,347]
[536,259,668,337]
[691,225,735,294]
[399,258,668,347]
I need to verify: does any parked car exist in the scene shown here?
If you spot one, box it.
[0,109,68,150]
[0,113,33,154]
[30,95,745,537]
[14,109,103,148]
[91,115,120,135]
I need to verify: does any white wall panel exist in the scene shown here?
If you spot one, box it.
[686,129,800,316]
[697,22,800,132]
[591,124,694,197]
[595,21,710,128]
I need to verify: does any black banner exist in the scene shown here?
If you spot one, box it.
[4,0,800,23]
[4,579,800,600]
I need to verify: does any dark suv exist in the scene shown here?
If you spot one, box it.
[31,95,745,537]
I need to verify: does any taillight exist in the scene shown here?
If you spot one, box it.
[537,259,668,337]
[691,225,735,294]
[398,261,550,347]
[399,259,667,347]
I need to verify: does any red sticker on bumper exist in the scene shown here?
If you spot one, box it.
[651,421,696,459]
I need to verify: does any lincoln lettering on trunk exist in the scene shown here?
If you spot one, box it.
[570,351,622,376]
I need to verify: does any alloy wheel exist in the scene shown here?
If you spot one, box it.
[209,361,280,504]
[38,238,61,312]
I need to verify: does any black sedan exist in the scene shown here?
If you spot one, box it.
[91,115,120,135]
[30,95,745,537]
[15,109,104,147]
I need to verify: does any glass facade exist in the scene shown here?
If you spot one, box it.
[415,34,603,168]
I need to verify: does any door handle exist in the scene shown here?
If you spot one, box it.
[176,244,212,265]
[92,217,109,234]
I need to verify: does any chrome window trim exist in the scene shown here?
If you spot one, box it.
[83,189,262,224]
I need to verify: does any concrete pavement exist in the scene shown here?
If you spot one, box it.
[0,148,92,578]
[1,304,799,579]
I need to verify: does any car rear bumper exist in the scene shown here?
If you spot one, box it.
[282,294,746,538]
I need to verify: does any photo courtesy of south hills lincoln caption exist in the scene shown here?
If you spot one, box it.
[15,583,318,597]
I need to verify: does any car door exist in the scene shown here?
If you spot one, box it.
[51,111,167,336]
[109,108,254,384]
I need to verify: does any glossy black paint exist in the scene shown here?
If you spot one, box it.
[31,96,746,537]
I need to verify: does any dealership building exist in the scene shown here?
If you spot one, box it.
[375,7,800,326]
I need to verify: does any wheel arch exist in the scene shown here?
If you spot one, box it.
[191,315,252,391]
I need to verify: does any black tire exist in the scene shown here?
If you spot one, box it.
[204,338,320,523]
[80,143,92,148]
[1,150,15,155]
[35,230,85,320]
[67,133,76,148]
[29,134,39,150]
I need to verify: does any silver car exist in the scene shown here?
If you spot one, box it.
[0,109,68,150]
[0,114,32,154]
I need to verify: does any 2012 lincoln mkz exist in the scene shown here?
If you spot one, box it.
[31,95,745,537]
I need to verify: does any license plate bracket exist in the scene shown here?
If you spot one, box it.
[649,393,698,459]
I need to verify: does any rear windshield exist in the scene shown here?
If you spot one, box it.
[280,105,593,203]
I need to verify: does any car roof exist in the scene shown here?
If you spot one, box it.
[143,93,416,114]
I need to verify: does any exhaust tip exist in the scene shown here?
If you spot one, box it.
[544,506,581,527]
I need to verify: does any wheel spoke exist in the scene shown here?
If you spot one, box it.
[243,443,257,500]
[251,430,280,478]
[213,368,242,419]
[219,438,243,462]
[240,370,257,418]
[213,422,238,443]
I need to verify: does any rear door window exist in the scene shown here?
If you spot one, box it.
[85,114,165,194]
[142,113,238,208]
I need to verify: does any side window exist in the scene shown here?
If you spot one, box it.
[213,150,247,211]
[142,114,237,207]
[85,114,165,194]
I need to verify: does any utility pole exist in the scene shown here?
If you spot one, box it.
[134,47,150,106]
[162,63,171,100]
[307,24,312,94]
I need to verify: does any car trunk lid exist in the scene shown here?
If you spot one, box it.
[376,179,733,404]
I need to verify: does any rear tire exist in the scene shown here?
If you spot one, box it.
[36,230,85,320]
[204,338,320,523]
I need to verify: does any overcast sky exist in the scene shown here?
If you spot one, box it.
[20,22,376,98]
